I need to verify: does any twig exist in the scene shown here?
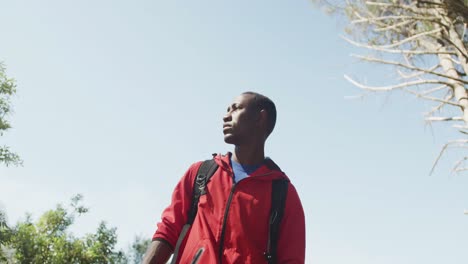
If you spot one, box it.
[403,88,461,107]
[344,74,453,93]
[379,28,442,49]
[425,116,463,122]
[342,36,456,55]
[374,20,414,32]
[351,54,468,85]
[430,139,468,175]
[452,157,468,174]
[420,85,449,96]
[397,65,440,79]
[425,90,453,116]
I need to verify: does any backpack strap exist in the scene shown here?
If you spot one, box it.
[171,159,219,264]
[187,159,219,224]
[264,179,289,264]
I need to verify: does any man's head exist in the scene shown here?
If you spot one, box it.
[222,92,277,146]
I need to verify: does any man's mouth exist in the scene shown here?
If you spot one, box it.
[223,125,232,133]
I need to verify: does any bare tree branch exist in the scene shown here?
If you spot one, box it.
[352,15,412,23]
[351,54,468,84]
[345,74,454,92]
[424,90,454,117]
[447,56,462,65]
[373,20,414,32]
[453,156,468,174]
[453,124,468,135]
[351,15,440,25]
[430,139,468,175]
[342,36,456,55]
[381,29,443,49]
[397,65,441,79]
[425,116,463,122]
[420,85,449,96]
[335,0,468,175]
[403,88,461,107]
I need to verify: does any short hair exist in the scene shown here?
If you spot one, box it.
[242,91,277,137]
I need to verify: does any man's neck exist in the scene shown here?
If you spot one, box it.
[232,144,265,165]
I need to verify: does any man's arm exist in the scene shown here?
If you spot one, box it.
[146,162,203,264]
[277,184,306,264]
[142,240,173,264]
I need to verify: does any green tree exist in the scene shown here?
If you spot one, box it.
[3,195,126,264]
[0,62,22,261]
[314,0,468,174]
[0,209,14,262]
[0,62,21,166]
[125,236,151,264]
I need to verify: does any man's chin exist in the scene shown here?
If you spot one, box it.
[223,135,236,144]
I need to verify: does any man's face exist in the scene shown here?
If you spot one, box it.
[222,94,259,145]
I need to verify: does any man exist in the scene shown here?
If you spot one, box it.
[143,92,305,264]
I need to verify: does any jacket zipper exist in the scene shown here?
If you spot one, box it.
[190,247,205,264]
[218,182,237,263]
[217,170,276,263]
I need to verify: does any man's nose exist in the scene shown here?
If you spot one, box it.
[223,113,231,122]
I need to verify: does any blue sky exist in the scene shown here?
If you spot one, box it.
[1,1,467,263]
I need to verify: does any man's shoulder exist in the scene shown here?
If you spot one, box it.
[185,153,224,172]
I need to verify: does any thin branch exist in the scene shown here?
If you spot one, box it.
[365,1,446,18]
[365,1,406,7]
[352,15,439,24]
[379,28,442,49]
[403,88,461,107]
[417,0,444,6]
[397,65,440,79]
[350,8,389,28]
[342,36,456,55]
[346,75,461,106]
[453,125,468,135]
[452,157,468,173]
[426,101,446,116]
[447,56,462,65]
[344,74,453,93]
[425,90,453,116]
[425,116,463,122]
[351,15,409,24]
[374,20,413,32]
[440,33,468,61]
[351,54,468,85]
[420,85,449,96]
[430,139,468,175]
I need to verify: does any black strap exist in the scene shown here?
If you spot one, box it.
[265,179,289,264]
[171,159,218,264]
[187,159,218,224]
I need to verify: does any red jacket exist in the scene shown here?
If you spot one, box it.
[153,153,306,263]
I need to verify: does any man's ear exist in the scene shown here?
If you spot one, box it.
[258,109,268,128]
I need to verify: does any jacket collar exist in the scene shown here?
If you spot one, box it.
[213,152,287,180]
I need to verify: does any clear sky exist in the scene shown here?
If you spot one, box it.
[1,1,467,263]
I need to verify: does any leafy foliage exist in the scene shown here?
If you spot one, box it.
[125,236,151,264]
[0,195,129,264]
[0,210,13,262]
[0,62,21,166]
